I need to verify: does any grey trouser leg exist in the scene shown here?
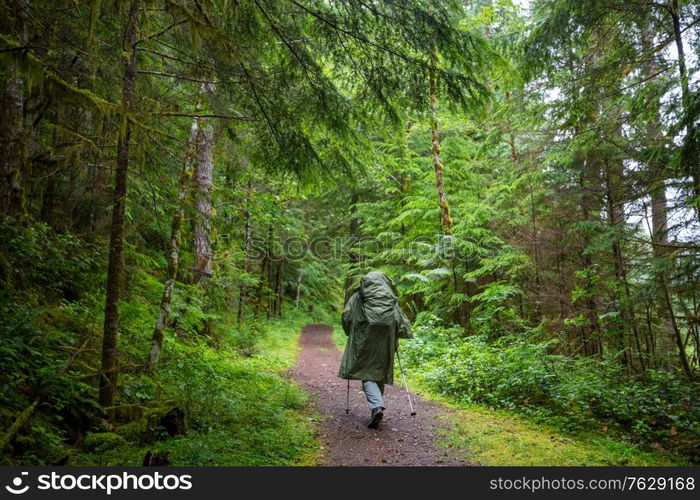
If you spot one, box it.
[362,380,385,411]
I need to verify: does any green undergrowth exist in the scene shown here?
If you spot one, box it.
[0,219,333,466]
[72,308,326,466]
[330,321,688,466]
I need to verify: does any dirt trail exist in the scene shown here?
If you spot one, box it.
[288,323,466,466]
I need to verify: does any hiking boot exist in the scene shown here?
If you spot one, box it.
[367,407,384,429]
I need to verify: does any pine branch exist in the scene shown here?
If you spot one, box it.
[136,70,242,84]
[150,112,255,120]
[136,19,188,45]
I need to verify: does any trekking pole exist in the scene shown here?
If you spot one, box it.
[345,379,350,414]
[395,349,416,416]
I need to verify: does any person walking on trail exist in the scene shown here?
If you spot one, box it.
[338,271,412,429]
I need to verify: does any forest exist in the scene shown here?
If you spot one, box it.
[0,0,699,466]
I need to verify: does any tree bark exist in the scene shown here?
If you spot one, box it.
[429,60,452,235]
[343,189,360,304]
[99,0,138,418]
[669,0,699,213]
[237,178,253,323]
[266,236,276,319]
[256,224,272,317]
[605,152,635,372]
[0,0,29,217]
[578,145,603,357]
[192,123,215,283]
[295,269,303,308]
[274,258,284,317]
[640,20,669,252]
[640,17,675,371]
[660,272,693,377]
[149,118,199,365]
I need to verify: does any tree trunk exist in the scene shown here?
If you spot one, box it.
[99,0,138,418]
[256,224,272,317]
[295,270,303,308]
[274,258,284,317]
[267,239,276,319]
[429,60,452,235]
[149,118,199,365]
[0,0,29,218]
[575,32,605,357]
[660,272,693,377]
[86,121,110,234]
[528,181,542,320]
[237,178,253,323]
[605,154,635,372]
[578,146,603,357]
[40,177,55,225]
[640,20,669,253]
[669,0,699,213]
[640,17,675,372]
[343,189,360,304]
[193,123,215,283]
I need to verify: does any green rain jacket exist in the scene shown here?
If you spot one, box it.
[338,272,412,384]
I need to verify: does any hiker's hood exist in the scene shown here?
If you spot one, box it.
[359,272,397,302]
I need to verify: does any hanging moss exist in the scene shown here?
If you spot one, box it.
[118,114,128,144]
[87,0,103,43]
[190,20,202,52]
[94,113,105,138]
[1,34,118,117]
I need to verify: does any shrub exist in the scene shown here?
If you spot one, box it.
[402,315,700,462]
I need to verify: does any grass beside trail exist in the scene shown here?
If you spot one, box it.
[73,309,323,466]
[431,397,685,466]
[331,323,687,466]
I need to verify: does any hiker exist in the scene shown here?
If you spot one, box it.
[338,271,412,428]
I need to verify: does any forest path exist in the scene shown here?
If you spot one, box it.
[288,323,467,466]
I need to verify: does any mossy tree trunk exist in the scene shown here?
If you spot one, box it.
[256,224,272,318]
[149,118,200,365]
[429,57,452,236]
[343,189,360,305]
[0,0,29,218]
[99,0,138,419]
[237,177,253,323]
[295,269,303,308]
[192,123,215,283]
[274,258,284,317]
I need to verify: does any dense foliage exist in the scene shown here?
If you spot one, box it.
[403,313,699,460]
